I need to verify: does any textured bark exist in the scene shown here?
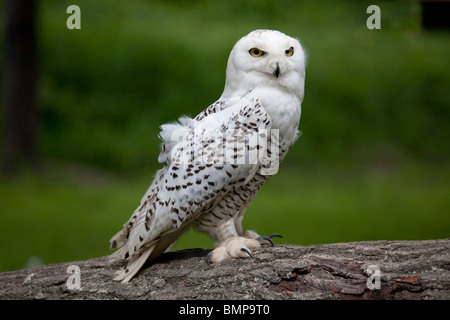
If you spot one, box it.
[0,239,448,300]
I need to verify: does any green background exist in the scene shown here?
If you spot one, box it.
[0,0,449,272]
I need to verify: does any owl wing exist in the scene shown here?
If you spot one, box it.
[110,92,272,282]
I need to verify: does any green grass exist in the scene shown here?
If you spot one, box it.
[1,160,448,272]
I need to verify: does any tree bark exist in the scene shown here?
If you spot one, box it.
[2,0,39,178]
[0,239,448,300]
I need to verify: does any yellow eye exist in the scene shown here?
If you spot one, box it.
[285,47,294,57]
[249,48,264,57]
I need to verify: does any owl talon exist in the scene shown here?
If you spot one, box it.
[205,250,214,266]
[255,233,283,246]
[255,236,274,246]
[240,247,253,258]
[267,233,283,239]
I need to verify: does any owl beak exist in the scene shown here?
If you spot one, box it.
[274,63,280,78]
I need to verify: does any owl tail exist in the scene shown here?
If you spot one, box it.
[112,244,155,283]
[111,228,187,283]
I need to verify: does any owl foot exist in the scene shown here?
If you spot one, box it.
[206,232,283,265]
[206,236,261,265]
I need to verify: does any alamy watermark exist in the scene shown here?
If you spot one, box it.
[62,263,380,291]
[67,5,381,30]
[168,123,281,176]
[366,265,381,290]
[66,264,81,290]
[367,5,381,30]
[66,5,81,30]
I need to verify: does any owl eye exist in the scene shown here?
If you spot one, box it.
[249,48,264,57]
[285,47,294,57]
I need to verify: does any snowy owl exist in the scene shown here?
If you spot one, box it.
[110,29,306,282]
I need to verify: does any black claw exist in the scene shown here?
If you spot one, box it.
[256,236,274,246]
[267,233,283,239]
[240,248,253,258]
[256,233,283,246]
[205,250,213,266]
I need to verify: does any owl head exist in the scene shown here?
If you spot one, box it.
[222,29,306,99]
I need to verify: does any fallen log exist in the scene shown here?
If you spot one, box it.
[0,239,448,300]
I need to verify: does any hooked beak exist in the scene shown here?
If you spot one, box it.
[274,63,280,78]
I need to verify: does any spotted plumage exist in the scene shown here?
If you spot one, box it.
[110,29,306,282]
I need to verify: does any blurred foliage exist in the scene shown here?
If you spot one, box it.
[0,0,449,272]
[31,0,450,169]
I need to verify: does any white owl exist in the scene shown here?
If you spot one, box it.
[110,29,306,282]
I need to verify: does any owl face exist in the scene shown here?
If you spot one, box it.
[224,30,306,96]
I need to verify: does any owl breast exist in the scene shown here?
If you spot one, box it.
[253,86,301,144]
